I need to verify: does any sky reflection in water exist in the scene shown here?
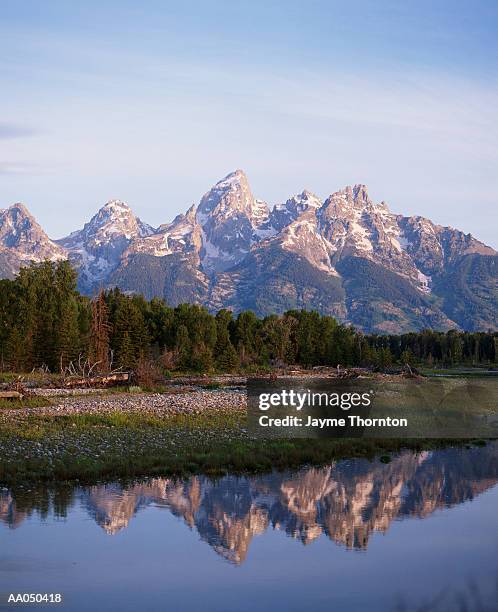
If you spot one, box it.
[1,444,497,611]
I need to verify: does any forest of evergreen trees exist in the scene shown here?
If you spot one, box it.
[0,261,496,374]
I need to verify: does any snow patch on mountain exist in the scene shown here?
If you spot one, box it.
[417,270,432,293]
[1,170,496,332]
[57,199,157,289]
[0,203,66,265]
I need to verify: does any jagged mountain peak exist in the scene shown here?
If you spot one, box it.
[96,199,156,235]
[212,168,248,190]
[1,202,50,242]
[273,190,321,211]
[4,201,33,216]
[101,198,131,211]
[287,190,322,211]
[89,199,140,230]
[321,186,394,227]
[1,175,496,333]
[56,199,155,291]
[300,189,321,201]
[197,169,254,220]
[268,190,322,234]
[63,199,155,246]
[184,203,198,223]
[195,170,271,273]
[96,199,135,221]
[105,198,129,207]
[0,203,47,234]
[205,169,250,200]
[326,184,379,210]
[352,183,369,199]
[0,202,65,274]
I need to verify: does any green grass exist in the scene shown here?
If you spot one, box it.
[0,408,480,486]
[0,396,53,410]
[420,367,497,377]
[0,372,62,384]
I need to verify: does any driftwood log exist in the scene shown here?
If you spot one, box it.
[63,372,130,388]
[0,391,23,399]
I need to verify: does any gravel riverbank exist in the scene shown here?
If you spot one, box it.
[0,385,475,486]
[0,389,251,484]
[8,389,246,418]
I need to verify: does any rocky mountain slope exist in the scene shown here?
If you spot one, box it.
[0,203,66,278]
[56,199,154,292]
[1,171,496,332]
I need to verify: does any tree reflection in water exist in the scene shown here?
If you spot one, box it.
[2,444,497,566]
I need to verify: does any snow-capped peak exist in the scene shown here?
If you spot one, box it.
[290,190,322,211]
[0,202,66,264]
[102,198,131,210]
[62,199,155,246]
[5,202,33,216]
[197,169,253,219]
[55,199,156,291]
[212,169,247,190]
[99,199,134,219]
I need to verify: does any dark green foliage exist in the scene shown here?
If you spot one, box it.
[175,324,191,370]
[111,294,149,368]
[0,261,496,373]
[0,261,81,371]
[214,310,238,371]
[367,328,497,367]
[4,326,24,371]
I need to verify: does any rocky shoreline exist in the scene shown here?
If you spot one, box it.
[1,388,246,418]
[0,381,481,486]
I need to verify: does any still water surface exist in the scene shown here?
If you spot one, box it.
[1,444,498,611]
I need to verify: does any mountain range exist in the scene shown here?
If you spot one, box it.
[1,170,496,333]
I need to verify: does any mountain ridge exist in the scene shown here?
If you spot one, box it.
[1,170,496,333]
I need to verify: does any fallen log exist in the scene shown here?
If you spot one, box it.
[63,372,130,388]
[0,391,23,399]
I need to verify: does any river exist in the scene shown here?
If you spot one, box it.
[1,443,497,611]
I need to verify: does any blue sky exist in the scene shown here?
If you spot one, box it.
[1,0,497,246]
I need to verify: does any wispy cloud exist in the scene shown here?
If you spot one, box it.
[0,2,496,246]
[0,122,36,139]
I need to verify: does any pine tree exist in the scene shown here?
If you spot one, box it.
[190,342,214,373]
[379,347,393,368]
[111,295,150,368]
[175,324,191,370]
[215,310,238,371]
[400,348,415,366]
[233,311,259,365]
[5,326,25,372]
[53,261,80,370]
[56,299,80,370]
[89,291,111,372]
[117,331,135,369]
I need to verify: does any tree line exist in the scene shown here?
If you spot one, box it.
[0,261,496,374]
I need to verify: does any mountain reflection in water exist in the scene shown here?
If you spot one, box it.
[1,444,497,565]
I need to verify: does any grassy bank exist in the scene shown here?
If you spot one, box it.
[0,407,482,486]
[0,396,53,410]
